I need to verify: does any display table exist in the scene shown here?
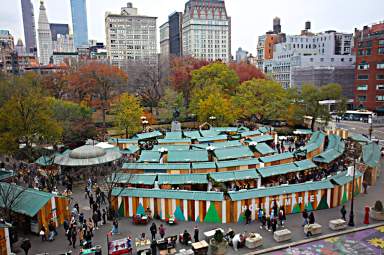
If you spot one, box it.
[175,249,194,255]
[135,238,151,254]
[203,228,224,241]
[108,238,131,255]
[273,229,292,242]
[304,223,322,235]
[191,240,209,255]
[329,219,347,230]
[245,233,263,249]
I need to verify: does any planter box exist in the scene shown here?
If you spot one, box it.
[370,208,384,220]
[304,223,322,235]
[245,233,263,249]
[329,219,347,230]
[273,229,292,242]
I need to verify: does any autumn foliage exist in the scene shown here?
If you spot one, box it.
[228,62,265,83]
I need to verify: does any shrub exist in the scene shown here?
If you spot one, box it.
[374,201,383,212]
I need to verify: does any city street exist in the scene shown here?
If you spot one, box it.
[336,120,384,141]
[13,160,383,255]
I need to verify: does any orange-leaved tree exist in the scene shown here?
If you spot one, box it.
[228,62,265,83]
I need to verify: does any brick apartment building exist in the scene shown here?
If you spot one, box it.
[354,22,384,112]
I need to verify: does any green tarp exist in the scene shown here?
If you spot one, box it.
[240,130,262,138]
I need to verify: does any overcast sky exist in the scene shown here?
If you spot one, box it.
[1,0,384,55]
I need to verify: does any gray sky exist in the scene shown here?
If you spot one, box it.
[1,0,384,55]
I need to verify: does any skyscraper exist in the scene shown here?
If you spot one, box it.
[20,0,37,54]
[37,1,53,65]
[70,0,89,48]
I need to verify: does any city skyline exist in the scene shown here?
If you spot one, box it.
[1,0,384,55]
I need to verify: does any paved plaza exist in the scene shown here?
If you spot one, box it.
[10,158,383,255]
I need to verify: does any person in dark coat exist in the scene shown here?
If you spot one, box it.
[302,209,308,226]
[21,238,31,255]
[244,208,252,224]
[150,222,157,240]
[308,212,315,224]
[71,228,77,248]
[102,209,107,225]
[150,240,157,255]
[340,205,347,220]
[194,226,199,242]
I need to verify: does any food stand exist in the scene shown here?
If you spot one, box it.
[107,234,132,255]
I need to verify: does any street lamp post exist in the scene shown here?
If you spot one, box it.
[348,145,358,227]
[368,115,373,140]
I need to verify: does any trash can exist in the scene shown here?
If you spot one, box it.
[95,245,102,255]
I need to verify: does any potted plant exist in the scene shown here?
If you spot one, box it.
[209,230,228,255]
[371,200,384,220]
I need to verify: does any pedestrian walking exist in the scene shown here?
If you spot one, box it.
[89,193,94,208]
[158,224,166,238]
[363,180,368,194]
[102,209,107,225]
[71,228,77,248]
[40,226,47,241]
[112,219,119,234]
[245,208,251,224]
[340,205,347,220]
[308,212,315,224]
[271,217,277,232]
[260,212,266,230]
[266,216,271,231]
[302,209,308,226]
[150,240,157,255]
[194,226,199,242]
[92,213,99,229]
[150,222,157,240]
[67,227,73,246]
[21,238,31,255]
[258,208,263,223]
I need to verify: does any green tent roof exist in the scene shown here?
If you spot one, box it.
[240,130,262,138]
[121,145,140,155]
[138,151,161,163]
[258,127,271,133]
[167,150,209,162]
[108,137,139,144]
[228,180,334,201]
[135,131,163,140]
[259,152,293,163]
[0,183,55,217]
[214,146,253,160]
[363,142,381,168]
[257,160,316,178]
[183,131,202,139]
[113,173,156,185]
[35,155,55,166]
[254,143,276,155]
[210,140,242,149]
[157,173,208,185]
[212,127,239,133]
[165,131,182,139]
[294,160,318,171]
[0,170,14,181]
[313,135,345,164]
[158,138,191,144]
[330,171,363,186]
[152,145,191,151]
[197,135,228,143]
[349,133,370,144]
[210,169,259,182]
[216,158,260,168]
[122,163,190,170]
[299,131,325,153]
[246,135,274,143]
[112,188,224,201]
[192,162,217,169]
[200,130,221,137]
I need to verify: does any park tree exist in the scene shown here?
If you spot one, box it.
[228,62,265,83]
[189,85,237,126]
[41,71,69,99]
[113,93,143,138]
[170,56,209,105]
[234,79,289,122]
[158,87,186,122]
[48,98,96,147]
[0,82,62,160]
[69,62,128,128]
[191,62,239,95]
[0,182,27,222]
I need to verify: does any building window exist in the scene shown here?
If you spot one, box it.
[358,74,369,80]
[376,95,384,101]
[357,95,367,102]
[341,58,344,62]
[377,63,384,69]
[357,84,368,91]
[379,40,384,46]
[379,48,384,55]
[331,58,334,62]
[376,84,384,90]
[358,63,369,70]
[358,49,364,56]
[377,74,384,80]
[366,48,372,55]
[320,58,324,62]
[310,58,314,62]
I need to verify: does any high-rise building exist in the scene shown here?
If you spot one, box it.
[37,1,53,65]
[273,17,281,34]
[182,0,231,61]
[169,12,183,56]
[49,24,70,41]
[105,2,157,90]
[20,0,37,54]
[353,22,384,112]
[49,24,74,53]
[236,47,248,63]
[70,0,89,48]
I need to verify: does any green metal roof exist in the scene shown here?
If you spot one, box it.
[228,180,334,201]
[299,131,325,153]
[259,152,293,163]
[35,155,55,166]
[363,142,381,168]
[257,160,316,178]
[0,170,14,181]
[210,140,242,149]
[240,130,262,138]
[157,173,208,185]
[0,183,55,217]
[246,135,274,143]
[216,158,260,168]
[113,173,156,185]
[152,145,191,151]
[258,127,271,133]
[330,171,363,186]
[183,131,202,139]
[349,133,370,144]
[214,146,253,160]
[313,135,345,164]
[197,135,228,143]
[135,131,163,140]
[212,127,239,133]
[108,137,139,144]
[294,160,318,171]
[254,143,276,155]
[192,162,217,169]
[138,151,161,163]
[165,131,182,139]
[158,138,192,144]
[210,169,259,182]
[191,144,209,150]
[122,163,190,170]
[200,130,221,137]
[167,150,209,162]
[121,145,140,155]
[113,188,224,201]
